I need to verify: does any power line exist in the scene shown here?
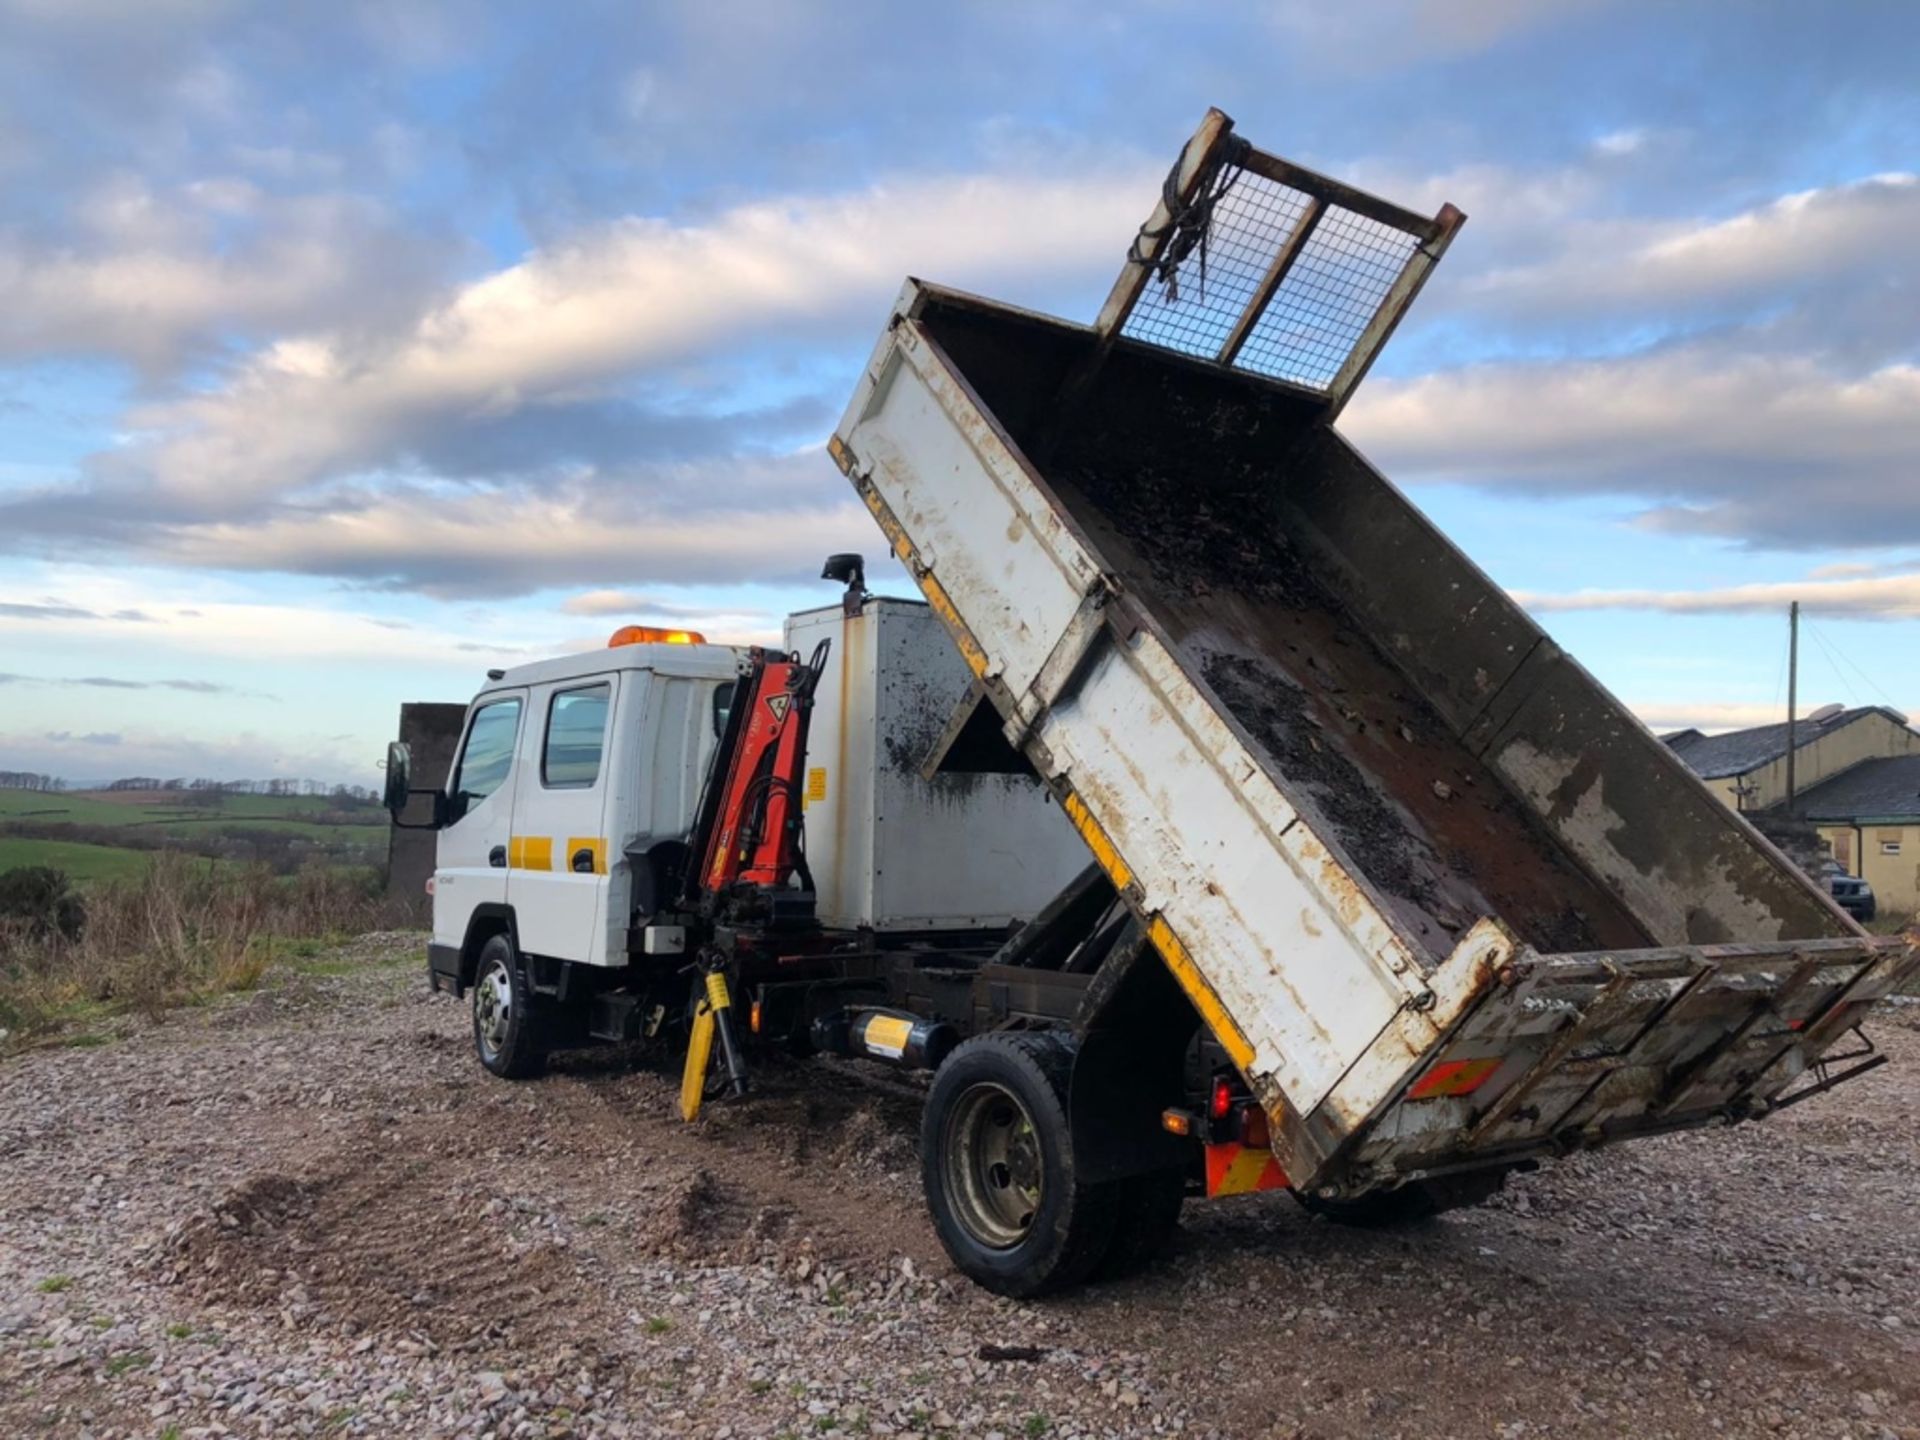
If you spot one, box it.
[1802,623,1858,707]
[1768,617,1789,718]
[1806,617,1906,714]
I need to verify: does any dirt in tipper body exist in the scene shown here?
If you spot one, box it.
[1048,355,1651,962]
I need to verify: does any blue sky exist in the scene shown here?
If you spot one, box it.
[1,0,1917,785]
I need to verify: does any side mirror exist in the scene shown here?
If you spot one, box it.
[382,742,412,816]
[384,743,449,830]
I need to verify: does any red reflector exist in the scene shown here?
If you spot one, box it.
[1209,1077,1233,1121]
[1409,1055,1502,1101]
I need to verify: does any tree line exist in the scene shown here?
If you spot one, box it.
[0,774,378,803]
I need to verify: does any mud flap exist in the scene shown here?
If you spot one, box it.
[1068,1028,1192,1184]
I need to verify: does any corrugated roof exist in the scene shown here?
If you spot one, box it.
[1663,706,1903,780]
[1794,754,1920,821]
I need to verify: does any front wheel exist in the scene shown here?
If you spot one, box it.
[921,1032,1118,1298]
[471,934,547,1080]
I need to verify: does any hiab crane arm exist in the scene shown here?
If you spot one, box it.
[677,641,829,1121]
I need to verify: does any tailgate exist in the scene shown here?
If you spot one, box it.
[1324,935,1917,1192]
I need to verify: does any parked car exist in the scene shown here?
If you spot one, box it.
[1827,867,1878,922]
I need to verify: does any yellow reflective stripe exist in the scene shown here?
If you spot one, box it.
[1147,915,1256,1073]
[1221,1145,1272,1196]
[860,486,991,679]
[519,836,553,871]
[1061,792,1133,892]
[1206,1142,1288,1197]
[565,836,607,875]
[918,573,989,679]
[1060,785,1254,1075]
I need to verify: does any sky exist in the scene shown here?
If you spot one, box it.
[1,0,1917,787]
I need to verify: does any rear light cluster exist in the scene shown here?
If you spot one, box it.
[1162,1074,1273,1146]
[1209,1075,1234,1121]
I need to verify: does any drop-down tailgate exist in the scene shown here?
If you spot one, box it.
[1323,934,1915,1192]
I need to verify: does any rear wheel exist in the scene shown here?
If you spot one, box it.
[921,1032,1118,1298]
[471,933,547,1080]
[1294,1168,1509,1227]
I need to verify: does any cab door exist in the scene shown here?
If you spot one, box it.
[507,674,618,963]
[433,690,528,953]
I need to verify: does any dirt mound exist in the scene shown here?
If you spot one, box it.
[154,1172,314,1275]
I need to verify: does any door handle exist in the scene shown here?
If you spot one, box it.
[572,848,596,874]
[489,846,507,868]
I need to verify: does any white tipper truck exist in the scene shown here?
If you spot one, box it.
[391,109,1918,1296]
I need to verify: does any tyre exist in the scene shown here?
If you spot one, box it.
[471,933,548,1080]
[1294,1167,1508,1227]
[1092,1167,1184,1280]
[921,1031,1119,1298]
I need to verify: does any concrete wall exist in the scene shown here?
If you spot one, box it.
[386,702,468,920]
[1729,712,1920,812]
[1818,822,1920,918]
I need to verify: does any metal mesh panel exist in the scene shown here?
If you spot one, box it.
[1237,208,1421,390]
[1119,165,1421,393]
[1118,170,1313,364]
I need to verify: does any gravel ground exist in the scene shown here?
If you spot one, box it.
[3,932,1918,1439]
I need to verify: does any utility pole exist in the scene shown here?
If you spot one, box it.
[1785,601,1799,815]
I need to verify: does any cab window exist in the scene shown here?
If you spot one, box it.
[452,697,521,812]
[543,683,611,788]
[712,680,736,737]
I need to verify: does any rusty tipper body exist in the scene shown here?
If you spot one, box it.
[829,108,1915,1213]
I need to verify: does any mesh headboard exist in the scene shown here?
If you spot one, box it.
[1093,109,1464,418]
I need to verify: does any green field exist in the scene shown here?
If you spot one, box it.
[0,788,386,881]
[0,789,385,842]
[0,836,178,883]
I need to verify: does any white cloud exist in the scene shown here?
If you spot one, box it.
[1461,173,1920,321]
[1513,570,1920,621]
[135,480,879,598]
[101,162,1150,509]
[1591,127,1649,157]
[1345,346,1920,546]
[0,176,440,371]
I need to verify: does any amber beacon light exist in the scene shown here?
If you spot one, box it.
[608,625,706,647]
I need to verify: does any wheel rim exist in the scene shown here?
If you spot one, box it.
[943,1081,1044,1249]
[474,956,512,1060]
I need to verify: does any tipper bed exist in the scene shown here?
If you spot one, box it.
[831,109,1915,1196]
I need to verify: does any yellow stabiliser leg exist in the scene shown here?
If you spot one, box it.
[680,998,717,1123]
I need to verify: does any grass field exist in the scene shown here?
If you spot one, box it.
[0,788,386,879]
[0,836,188,883]
[0,789,386,842]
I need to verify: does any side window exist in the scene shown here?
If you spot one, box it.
[543,683,611,788]
[453,697,522,810]
[712,680,737,738]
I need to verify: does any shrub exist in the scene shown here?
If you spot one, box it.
[0,866,85,940]
[0,853,394,1042]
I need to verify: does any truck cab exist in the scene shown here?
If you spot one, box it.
[407,602,1085,1028]
[426,632,742,989]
